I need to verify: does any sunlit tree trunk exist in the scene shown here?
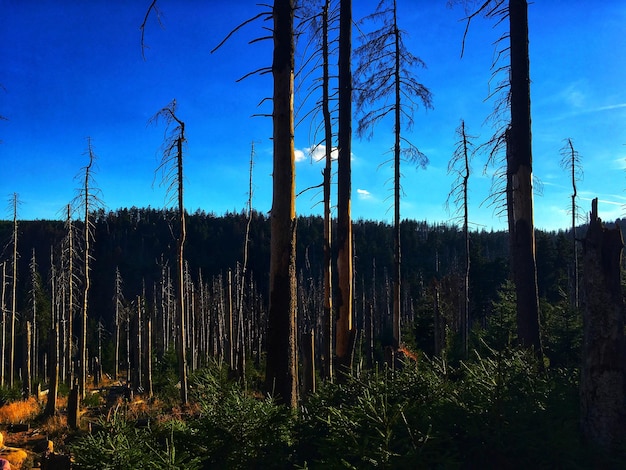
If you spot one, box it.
[265,0,298,408]
[335,0,354,378]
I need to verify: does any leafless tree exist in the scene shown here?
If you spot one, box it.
[72,138,103,398]
[354,0,432,354]
[446,120,475,357]
[150,99,189,404]
[265,0,299,407]
[559,138,583,309]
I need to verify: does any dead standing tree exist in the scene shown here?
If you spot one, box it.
[8,193,19,388]
[335,0,355,379]
[72,139,103,399]
[265,0,299,407]
[150,99,189,405]
[559,138,583,309]
[580,198,626,449]
[354,0,432,354]
[446,120,475,357]
[459,0,542,357]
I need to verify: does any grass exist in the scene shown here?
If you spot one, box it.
[0,397,41,425]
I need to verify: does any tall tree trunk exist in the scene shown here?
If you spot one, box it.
[507,0,542,356]
[176,134,189,405]
[10,194,18,389]
[66,204,75,387]
[392,4,401,351]
[321,0,334,383]
[265,0,298,408]
[335,0,355,378]
[580,198,626,449]
[1,262,6,388]
[23,321,32,397]
[45,248,59,417]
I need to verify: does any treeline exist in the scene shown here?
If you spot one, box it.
[0,206,584,386]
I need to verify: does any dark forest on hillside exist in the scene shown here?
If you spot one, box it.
[0,207,585,371]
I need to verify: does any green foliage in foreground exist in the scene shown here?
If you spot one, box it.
[69,407,201,470]
[69,351,624,469]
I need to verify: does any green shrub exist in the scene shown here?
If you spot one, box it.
[69,407,200,469]
[185,366,295,469]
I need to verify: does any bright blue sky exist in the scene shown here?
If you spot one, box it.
[1,1,625,231]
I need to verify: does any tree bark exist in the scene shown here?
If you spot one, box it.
[335,0,355,378]
[265,0,298,408]
[507,0,542,356]
[321,0,334,383]
[580,198,626,449]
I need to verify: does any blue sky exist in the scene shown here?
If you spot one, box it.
[1,1,625,231]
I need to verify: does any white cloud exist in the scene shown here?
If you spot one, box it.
[357,188,372,200]
[295,145,339,163]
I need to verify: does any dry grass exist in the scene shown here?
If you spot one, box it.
[0,397,41,425]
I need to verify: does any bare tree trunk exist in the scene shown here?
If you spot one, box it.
[146,309,153,398]
[45,248,59,417]
[580,198,626,449]
[114,267,123,380]
[391,7,402,351]
[66,204,75,387]
[508,0,542,357]
[1,262,6,388]
[302,329,316,395]
[335,0,355,378]
[320,0,334,383]
[265,0,298,408]
[23,321,32,397]
[10,193,18,389]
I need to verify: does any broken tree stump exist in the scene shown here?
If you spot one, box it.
[580,198,626,449]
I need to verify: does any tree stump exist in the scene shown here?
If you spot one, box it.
[580,198,626,449]
[67,386,80,430]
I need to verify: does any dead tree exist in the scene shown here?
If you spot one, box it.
[1,262,6,387]
[580,198,626,449]
[150,100,189,405]
[559,138,583,309]
[9,193,19,388]
[335,0,355,379]
[265,0,299,408]
[446,120,475,357]
[73,138,103,399]
[354,0,432,353]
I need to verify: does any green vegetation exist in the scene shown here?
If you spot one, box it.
[66,347,621,469]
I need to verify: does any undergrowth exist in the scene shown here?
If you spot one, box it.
[59,349,625,469]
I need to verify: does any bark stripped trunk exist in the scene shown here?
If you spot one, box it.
[580,198,626,449]
[265,0,298,408]
[392,4,401,351]
[10,194,18,388]
[1,262,6,388]
[44,251,59,416]
[321,0,334,382]
[507,0,541,356]
[176,132,189,405]
[335,0,355,378]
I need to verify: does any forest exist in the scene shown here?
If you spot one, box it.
[1,0,625,468]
